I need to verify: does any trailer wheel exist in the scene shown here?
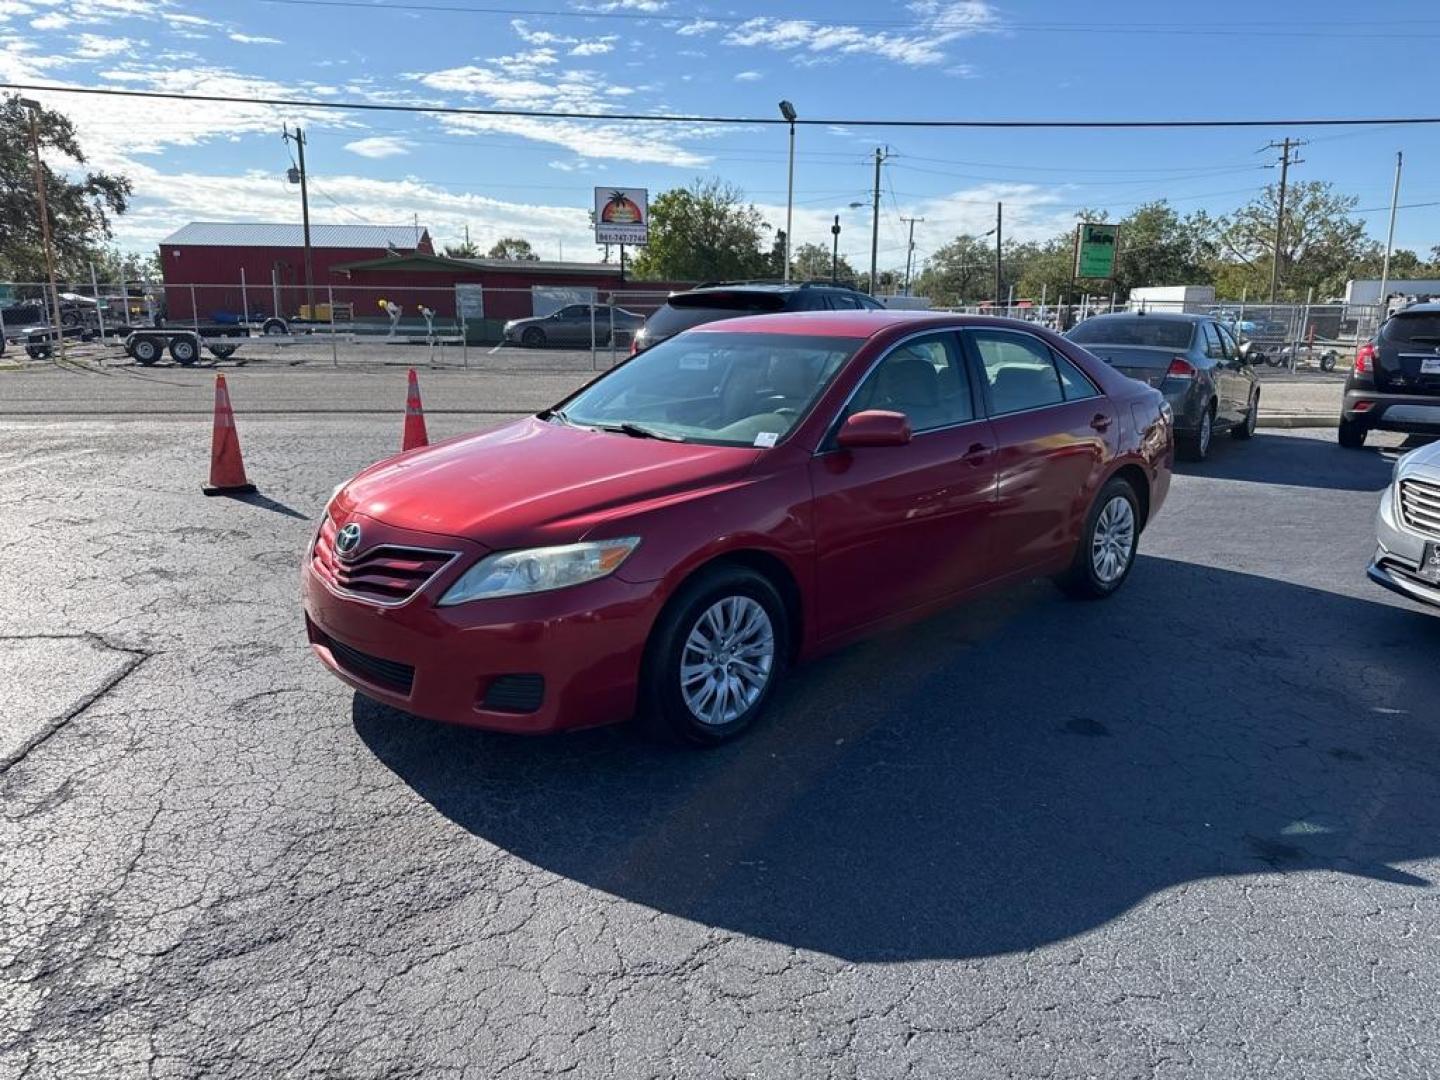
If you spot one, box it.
[209,344,237,360]
[132,335,162,365]
[262,318,288,336]
[170,336,199,365]
[26,343,52,361]
[60,309,80,328]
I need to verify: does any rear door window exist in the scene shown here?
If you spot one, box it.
[970,330,1066,415]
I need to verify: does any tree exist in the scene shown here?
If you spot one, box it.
[89,245,161,284]
[791,241,855,283]
[914,234,998,305]
[1211,181,1375,301]
[627,179,772,282]
[1,95,132,281]
[443,240,480,258]
[486,237,539,261]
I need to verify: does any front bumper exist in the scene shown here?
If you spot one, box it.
[302,544,665,733]
[1368,483,1440,610]
[1367,557,1440,610]
[1343,387,1440,433]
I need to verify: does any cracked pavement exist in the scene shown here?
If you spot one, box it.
[2,371,1439,1078]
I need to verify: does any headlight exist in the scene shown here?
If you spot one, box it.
[437,537,640,605]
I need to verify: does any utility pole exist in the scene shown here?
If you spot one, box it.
[283,125,315,316]
[779,100,797,282]
[19,98,66,361]
[1379,150,1404,313]
[869,146,888,297]
[831,214,841,284]
[1265,137,1304,304]
[994,202,1003,312]
[901,216,925,295]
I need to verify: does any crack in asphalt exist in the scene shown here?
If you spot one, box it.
[0,633,154,775]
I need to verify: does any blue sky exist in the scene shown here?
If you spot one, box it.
[1,0,1435,274]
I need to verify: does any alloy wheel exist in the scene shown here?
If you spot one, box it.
[1198,410,1212,456]
[679,596,775,726]
[1091,495,1136,585]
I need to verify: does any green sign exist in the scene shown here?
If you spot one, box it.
[1075,222,1119,279]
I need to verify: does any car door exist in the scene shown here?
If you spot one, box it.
[963,328,1113,575]
[550,304,589,345]
[1214,321,1255,419]
[809,331,998,640]
[1200,320,1242,424]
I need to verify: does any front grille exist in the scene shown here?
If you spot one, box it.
[317,629,415,695]
[482,674,545,713]
[312,517,458,605]
[1399,476,1440,539]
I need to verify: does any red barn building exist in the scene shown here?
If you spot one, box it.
[158,222,434,322]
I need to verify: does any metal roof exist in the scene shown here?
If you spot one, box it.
[161,222,431,249]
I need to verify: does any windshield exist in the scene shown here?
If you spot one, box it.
[1068,317,1195,350]
[554,331,861,446]
[1382,312,1440,343]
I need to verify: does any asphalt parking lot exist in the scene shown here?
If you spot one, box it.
[3,372,1439,1079]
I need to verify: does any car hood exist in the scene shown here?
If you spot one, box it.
[1397,438,1440,476]
[334,416,762,549]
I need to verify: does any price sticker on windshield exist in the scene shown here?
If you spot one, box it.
[753,432,779,448]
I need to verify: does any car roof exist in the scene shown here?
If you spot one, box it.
[679,281,863,295]
[1392,302,1440,314]
[686,309,1046,338]
[1085,311,1210,322]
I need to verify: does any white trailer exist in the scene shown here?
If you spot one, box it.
[1129,285,1216,312]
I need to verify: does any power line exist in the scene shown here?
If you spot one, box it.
[10,82,1440,129]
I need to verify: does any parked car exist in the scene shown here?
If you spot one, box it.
[632,281,885,353]
[1368,439,1440,610]
[1065,312,1261,461]
[303,312,1173,746]
[503,304,645,347]
[1339,302,1440,448]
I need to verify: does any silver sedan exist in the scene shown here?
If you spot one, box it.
[1370,438,1440,610]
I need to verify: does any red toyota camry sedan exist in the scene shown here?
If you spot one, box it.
[303,312,1173,745]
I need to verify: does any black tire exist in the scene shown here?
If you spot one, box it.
[209,344,237,360]
[521,326,546,348]
[1268,353,1287,368]
[26,343,51,361]
[1338,417,1368,449]
[131,335,162,365]
[169,336,199,365]
[262,318,288,336]
[60,308,80,327]
[1319,350,1338,373]
[1178,404,1215,462]
[640,565,789,746]
[1055,477,1142,600]
[1231,387,1259,439]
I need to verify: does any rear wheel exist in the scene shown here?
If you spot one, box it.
[1338,416,1368,449]
[1232,387,1259,439]
[25,343,51,361]
[1056,478,1141,600]
[131,335,162,365]
[261,318,288,336]
[169,336,199,365]
[1178,405,1214,461]
[640,565,788,746]
[1319,350,1338,373]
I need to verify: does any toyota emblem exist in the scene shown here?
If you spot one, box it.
[335,522,362,558]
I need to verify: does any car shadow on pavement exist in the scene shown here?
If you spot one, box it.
[1177,432,1421,492]
[354,556,1440,962]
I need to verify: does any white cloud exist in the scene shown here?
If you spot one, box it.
[30,11,68,29]
[436,113,711,168]
[578,0,667,10]
[570,37,616,56]
[510,18,572,45]
[733,70,762,82]
[725,0,998,67]
[229,32,283,45]
[73,32,135,57]
[344,135,411,159]
[676,18,718,36]
[414,60,637,113]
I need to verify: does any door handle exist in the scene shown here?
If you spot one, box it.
[1090,413,1113,432]
[962,442,992,465]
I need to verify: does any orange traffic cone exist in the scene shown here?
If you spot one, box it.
[202,373,257,496]
[403,368,429,451]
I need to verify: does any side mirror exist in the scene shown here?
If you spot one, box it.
[837,409,912,449]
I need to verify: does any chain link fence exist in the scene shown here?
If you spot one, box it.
[1,274,1384,376]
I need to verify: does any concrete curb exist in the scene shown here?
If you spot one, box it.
[1258,414,1338,429]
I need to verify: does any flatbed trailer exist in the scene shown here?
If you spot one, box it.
[123,325,251,365]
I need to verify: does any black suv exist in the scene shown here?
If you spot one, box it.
[632,281,884,352]
[1340,302,1440,448]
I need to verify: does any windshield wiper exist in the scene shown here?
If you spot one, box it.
[598,421,683,442]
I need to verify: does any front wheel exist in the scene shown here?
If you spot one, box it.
[1232,388,1259,439]
[1055,478,1141,600]
[1319,350,1338,373]
[1338,417,1368,449]
[640,566,789,746]
[131,335,162,365]
[521,326,546,348]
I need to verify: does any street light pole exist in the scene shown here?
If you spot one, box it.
[779,100,797,283]
[901,215,924,295]
[19,98,67,362]
[869,146,888,297]
[283,125,315,317]
[1379,150,1403,315]
[831,214,841,284]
